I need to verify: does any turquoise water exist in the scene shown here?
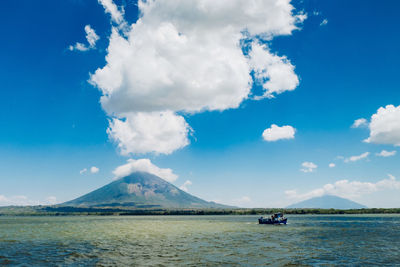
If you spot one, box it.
[1,215,399,266]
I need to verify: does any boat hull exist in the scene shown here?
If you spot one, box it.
[258,218,287,225]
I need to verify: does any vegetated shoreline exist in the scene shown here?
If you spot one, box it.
[1,205,400,216]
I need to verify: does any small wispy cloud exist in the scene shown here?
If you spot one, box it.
[376,150,396,157]
[98,0,125,25]
[344,152,370,163]
[300,162,317,173]
[179,180,192,192]
[329,163,336,168]
[320,19,328,26]
[69,25,99,52]
[98,0,128,32]
[351,118,368,128]
[80,166,99,175]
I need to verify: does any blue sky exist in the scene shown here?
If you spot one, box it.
[1,0,399,207]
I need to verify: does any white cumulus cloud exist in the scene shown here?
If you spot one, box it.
[344,152,370,163]
[69,25,99,51]
[329,163,336,168]
[113,158,178,182]
[376,150,396,157]
[364,105,400,146]
[179,180,192,192]
[249,43,299,99]
[285,174,400,202]
[262,124,296,141]
[91,0,305,155]
[352,118,368,128]
[107,111,191,155]
[300,161,317,173]
[90,166,100,174]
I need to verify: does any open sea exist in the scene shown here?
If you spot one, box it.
[0,214,399,266]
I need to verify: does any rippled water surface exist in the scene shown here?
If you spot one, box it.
[1,215,400,266]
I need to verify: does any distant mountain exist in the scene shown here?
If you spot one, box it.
[63,172,230,209]
[286,195,367,209]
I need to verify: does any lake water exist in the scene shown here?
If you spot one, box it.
[0,215,399,266]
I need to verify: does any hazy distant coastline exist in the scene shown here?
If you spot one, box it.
[1,206,400,216]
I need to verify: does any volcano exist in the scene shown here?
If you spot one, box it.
[286,195,367,209]
[63,172,229,209]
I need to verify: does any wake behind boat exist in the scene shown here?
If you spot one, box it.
[258,212,287,225]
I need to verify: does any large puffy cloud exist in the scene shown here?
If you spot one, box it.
[93,26,252,114]
[91,0,304,155]
[364,105,400,146]
[113,158,178,182]
[285,174,400,202]
[107,111,191,155]
[262,124,295,141]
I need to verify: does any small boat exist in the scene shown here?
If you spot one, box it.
[258,212,287,225]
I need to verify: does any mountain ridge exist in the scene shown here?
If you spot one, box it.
[286,195,367,209]
[63,172,231,209]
